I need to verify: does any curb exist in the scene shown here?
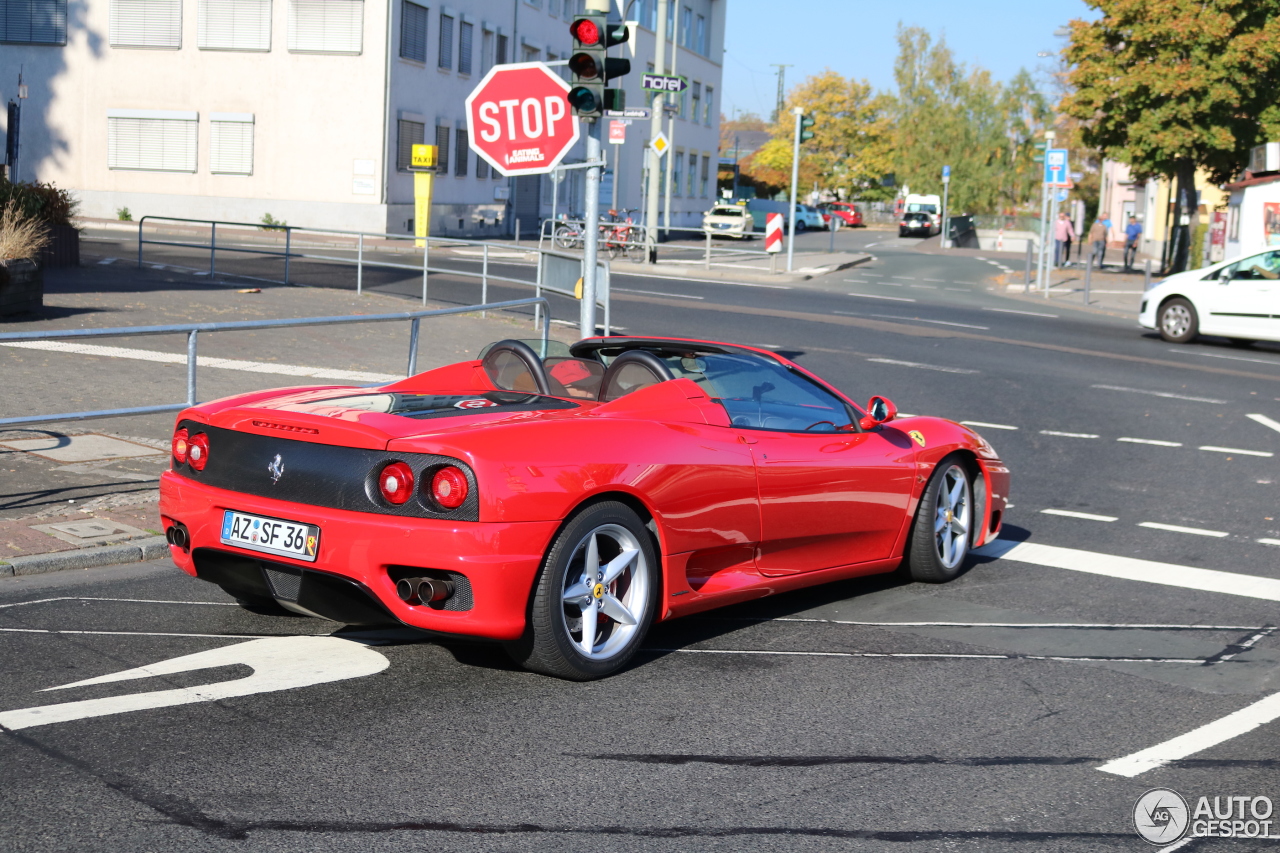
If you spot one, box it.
[0,536,170,577]
[608,253,871,284]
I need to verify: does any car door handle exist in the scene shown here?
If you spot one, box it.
[738,435,758,445]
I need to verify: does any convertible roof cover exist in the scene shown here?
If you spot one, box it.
[570,336,767,360]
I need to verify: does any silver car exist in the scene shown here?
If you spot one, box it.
[702,205,755,239]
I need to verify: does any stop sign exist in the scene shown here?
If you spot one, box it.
[465,62,580,177]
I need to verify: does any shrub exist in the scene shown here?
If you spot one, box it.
[0,201,51,261]
[0,179,78,227]
[259,213,287,231]
[117,206,132,221]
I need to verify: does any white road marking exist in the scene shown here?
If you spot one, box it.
[847,293,916,302]
[1259,539,1280,547]
[976,538,1280,601]
[657,648,1204,664]
[617,271,792,289]
[1041,509,1118,522]
[1097,691,1280,777]
[867,358,978,374]
[863,314,989,330]
[1092,384,1228,404]
[1199,445,1274,458]
[0,636,388,731]
[1139,521,1230,538]
[0,627,277,639]
[1,341,400,383]
[984,307,1059,318]
[1118,437,1183,447]
[771,617,1267,631]
[1170,348,1280,367]
[1247,413,1280,435]
[944,287,969,292]
[1040,430,1099,438]
[960,421,1018,430]
[96,258,116,265]
[614,287,704,300]
[908,285,938,290]
[0,596,236,610]
[922,278,946,283]
[891,276,916,280]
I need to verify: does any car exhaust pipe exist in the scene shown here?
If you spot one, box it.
[395,576,455,605]
[166,523,189,551]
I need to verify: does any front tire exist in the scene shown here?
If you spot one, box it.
[795,220,807,233]
[1158,298,1198,343]
[506,501,659,680]
[905,456,974,583]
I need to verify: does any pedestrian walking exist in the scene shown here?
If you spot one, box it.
[1054,211,1076,268]
[1089,218,1108,267]
[1123,215,1143,270]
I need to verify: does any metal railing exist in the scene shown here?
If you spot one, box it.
[134,216,608,328]
[0,297,550,428]
[537,218,774,270]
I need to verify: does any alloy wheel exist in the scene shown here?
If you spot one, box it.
[560,524,650,660]
[933,465,971,570]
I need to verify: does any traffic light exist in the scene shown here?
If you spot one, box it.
[800,114,816,142]
[567,13,630,118]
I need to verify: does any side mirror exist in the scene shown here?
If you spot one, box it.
[859,395,897,430]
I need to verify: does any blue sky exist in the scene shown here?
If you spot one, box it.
[720,0,1097,120]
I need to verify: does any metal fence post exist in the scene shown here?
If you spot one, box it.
[137,218,144,269]
[704,231,711,270]
[357,233,364,296]
[406,317,421,377]
[210,223,216,277]
[1144,258,1153,290]
[1024,241,1033,292]
[515,218,521,247]
[534,250,543,331]
[1083,252,1092,305]
[421,238,429,306]
[284,227,292,285]
[186,330,198,405]
[482,243,489,318]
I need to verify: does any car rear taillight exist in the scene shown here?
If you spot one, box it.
[172,428,189,464]
[188,433,210,471]
[378,462,415,505]
[431,466,469,509]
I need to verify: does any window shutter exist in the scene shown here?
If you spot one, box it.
[476,156,488,180]
[399,0,426,61]
[210,115,254,174]
[289,0,363,54]
[0,0,68,44]
[458,20,473,74]
[454,129,467,177]
[495,32,506,64]
[397,119,424,171]
[434,125,449,175]
[107,111,198,172]
[198,0,271,50]
[437,12,452,68]
[110,0,182,48]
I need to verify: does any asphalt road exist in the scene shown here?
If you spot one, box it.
[1,226,1279,851]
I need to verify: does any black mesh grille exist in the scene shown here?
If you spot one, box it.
[174,422,479,521]
[264,565,303,601]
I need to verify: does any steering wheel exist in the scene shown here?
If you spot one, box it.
[804,420,836,431]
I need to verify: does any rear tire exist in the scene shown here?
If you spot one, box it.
[795,220,807,233]
[905,456,974,583]
[1158,298,1198,343]
[505,501,659,680]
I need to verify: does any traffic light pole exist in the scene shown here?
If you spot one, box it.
[644,0,669,263]
[786,107,802,273]
[581,120,602,338]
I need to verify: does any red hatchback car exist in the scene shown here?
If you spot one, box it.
[160,337,1009,679]
[819,202,864,228]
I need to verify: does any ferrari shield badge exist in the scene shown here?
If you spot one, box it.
[908,430,926,447]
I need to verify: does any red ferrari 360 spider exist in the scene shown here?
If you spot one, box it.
[160,336,1009,679]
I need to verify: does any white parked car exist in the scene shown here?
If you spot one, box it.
[702,204,755,239]
[1140,249,1280,345]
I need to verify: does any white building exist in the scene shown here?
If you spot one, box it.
[1,0,723,236]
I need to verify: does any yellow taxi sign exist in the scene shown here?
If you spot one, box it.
[411,144,438,169]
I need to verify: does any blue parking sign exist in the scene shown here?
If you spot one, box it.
[1044,149,1068,185]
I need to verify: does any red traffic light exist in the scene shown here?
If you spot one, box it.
[570,18,601,45]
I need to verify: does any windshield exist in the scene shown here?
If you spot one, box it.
[906,203,937,214]
[710,207,744,216]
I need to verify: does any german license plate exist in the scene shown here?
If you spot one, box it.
[220,510,320,562]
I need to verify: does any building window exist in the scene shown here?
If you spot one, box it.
[691,82,700,126]
[198,0,271,51]
[437,12,452,68]
[687,152,696,197]
[672,150,683,197]
[111,0,182,48]
[481,28,493,73]
[695,13,706,54]
[548,0,558,15]
[476,156,488,179]
[454,128,468,176]
[680,5,690,47]
[209,113,254,174]
[107,109,198,172]
[1,0,68,44]
[396,119,424,171]
[458,20,472,74]
[521,43,539,61]
[496,32,507,64]
[399,0,426,61]
[704,85,713,125]
[435,125,450,174]
[288,0,363,53]
[700,152,709,197]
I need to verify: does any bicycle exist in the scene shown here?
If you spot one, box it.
[553,215,585,250]
[602,209,645,261]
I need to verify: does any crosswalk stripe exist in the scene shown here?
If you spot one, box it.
[976,539,1280,601]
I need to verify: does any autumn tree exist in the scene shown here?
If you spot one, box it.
[751,70,896,201]
[1063,0,1280,272]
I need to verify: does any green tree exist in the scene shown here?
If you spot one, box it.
[1063,0,1280,272]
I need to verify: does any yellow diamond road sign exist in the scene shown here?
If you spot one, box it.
[650,132,669,157]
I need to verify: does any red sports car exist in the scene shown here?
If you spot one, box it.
[160,337,1009,679]
[819,202,864,228]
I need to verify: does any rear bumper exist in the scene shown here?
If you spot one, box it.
[159,470,556,640]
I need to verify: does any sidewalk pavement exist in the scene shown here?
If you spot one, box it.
[992,260,1151,319]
